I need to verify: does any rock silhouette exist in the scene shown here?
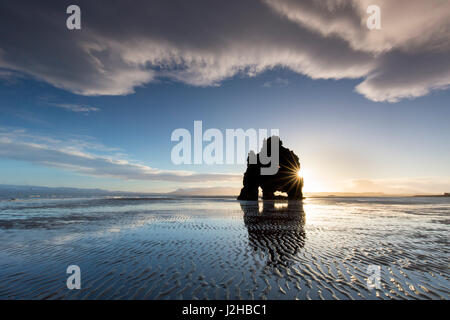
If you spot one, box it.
[238,137,303,200]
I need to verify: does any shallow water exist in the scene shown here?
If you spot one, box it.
[0,196,448,300]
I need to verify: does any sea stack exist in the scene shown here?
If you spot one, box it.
[238,137,303,200]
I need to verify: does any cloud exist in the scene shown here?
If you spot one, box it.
[47,103,100,113]
[0,128,240,183]
[355,50,450,102]
[344,177,450,194]
[0,69,17,80]
[262,77,289,88]
[0,68,24,84]
[263,0,450,53]
[0,0,449,101]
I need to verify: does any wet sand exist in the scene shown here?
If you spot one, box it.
[0,196,448,299]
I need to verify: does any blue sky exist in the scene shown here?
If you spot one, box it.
[0,0,449,194]
[1,68,449,193]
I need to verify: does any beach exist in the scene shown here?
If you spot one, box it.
[0,196,448,300]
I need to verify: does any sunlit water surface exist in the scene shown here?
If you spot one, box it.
[0,196,448,300]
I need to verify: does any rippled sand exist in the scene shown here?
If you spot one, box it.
[0,196,448,299]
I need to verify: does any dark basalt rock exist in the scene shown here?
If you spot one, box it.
[238,137,304,200]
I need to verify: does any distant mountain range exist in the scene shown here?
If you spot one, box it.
[169,187,240,196]
[0,184,446,199]
[0,184,108,193]
[0,184,139,199]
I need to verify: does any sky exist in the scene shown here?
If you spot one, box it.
[0,0,449,194]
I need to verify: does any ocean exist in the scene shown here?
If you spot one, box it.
[0,195,448,299]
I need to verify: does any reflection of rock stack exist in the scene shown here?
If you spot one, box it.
[237,137,303,200]
[240,201,305,268]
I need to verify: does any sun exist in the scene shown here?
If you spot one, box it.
[296,168,327,192]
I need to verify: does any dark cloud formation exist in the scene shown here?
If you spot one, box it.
[0,0,449,101]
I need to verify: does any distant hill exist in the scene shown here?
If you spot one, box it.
[2,184,444,199]
[0,184,107,193]
[413,193,450,197]
[0,184,137,200]
[169,187,240,196]
[305,192,388,197]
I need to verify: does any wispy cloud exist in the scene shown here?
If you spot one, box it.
[262,77,289,88]
[344,178,450,194]
[0,0,448,102]
[47,103,100,113]
[0,128,240,183]
[0,68,24,84]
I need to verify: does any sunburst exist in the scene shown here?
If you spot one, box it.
[275,154,303,196]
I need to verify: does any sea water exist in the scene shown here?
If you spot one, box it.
[0,196,448,299]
